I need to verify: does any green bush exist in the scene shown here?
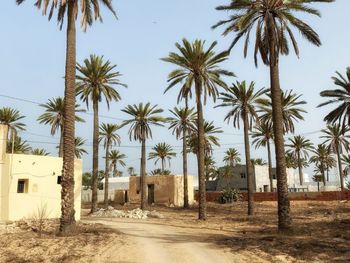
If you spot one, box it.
[219,188,241,204]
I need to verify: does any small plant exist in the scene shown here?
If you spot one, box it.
[32,203,50,237]
[219,188,241,204]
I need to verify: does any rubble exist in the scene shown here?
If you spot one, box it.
[90,207,164,220]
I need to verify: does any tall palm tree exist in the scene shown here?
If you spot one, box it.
[74,137,88,159]
[16,0,118,234]
[319,68,350,128]
[162,39,234,220]
[148,143,176,172]
[0,107,26,140]
[258,90,307,134]
[99,123,121,207]
[310,144,333,186]
[212,0,333,230]
[7,136,31,154]
[204,156,217,181]
[252,122,274,192]
[286,136,313,185]
[31,148,50,156]
[187,121,223,157]
[38,97,85,157]
[76,55,126,212]
[321,124,350,190]
[216,81,266,216]
[223,148,241,168]
[169,106,196,208]
[109,150,126,177]
[121,103,166,209]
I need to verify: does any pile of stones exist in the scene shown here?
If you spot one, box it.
[90,206,164,219]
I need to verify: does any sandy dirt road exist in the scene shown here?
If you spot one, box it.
[87,218,243,263]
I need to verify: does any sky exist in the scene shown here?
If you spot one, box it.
[1,0,350,181]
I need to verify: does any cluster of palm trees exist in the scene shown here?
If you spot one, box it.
[12,0,345,234]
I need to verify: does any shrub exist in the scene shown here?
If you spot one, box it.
[219,188,241,204]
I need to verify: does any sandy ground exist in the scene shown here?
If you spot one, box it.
[1,200,349,262]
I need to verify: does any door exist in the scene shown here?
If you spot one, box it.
[148,184,155,204]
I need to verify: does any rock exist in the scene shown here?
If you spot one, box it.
[169,204,175,208]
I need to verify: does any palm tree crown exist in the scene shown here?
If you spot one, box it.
[148,143,177,171]
[76,55,127,108]
[31,148,50,156]
[0,107,26,138]
[109,150,126,177]
[258,90,307,134]
[319,67,350,128]
[216,81,267,130]
[212,0,332,66]
[74,137,88,159]
[321,124,350,155]
[223,148,241,167]
[99,123,121,148]
[162,39,234,103]
[251,121,274,149]
[168,107,196,139]
[121,103,166,141]
[7,136,31,154]
[287,136,313,160]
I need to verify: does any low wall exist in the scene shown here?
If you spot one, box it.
[82,189,127,204]
[195,191,350,202]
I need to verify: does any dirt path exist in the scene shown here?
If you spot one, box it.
[87,218,240,263]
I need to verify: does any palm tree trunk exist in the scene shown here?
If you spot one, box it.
[140,137,147,209]
[195,81,206,220]
[161,157,165,172]
[336,147,344,191]
[59,1,76,234]
[267,139,273,192]
[183,126,189,208]
[326,164,329,182]
[243,110,254,216]
[268,27,292,230]
[322,164,326,186]
[59,125,64,157]
[104,140,110,208]
[297,151,303,185]
[91,100,99,213]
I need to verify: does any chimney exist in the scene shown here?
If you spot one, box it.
[0,124,8,163]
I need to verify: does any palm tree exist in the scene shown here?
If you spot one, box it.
[252,122,274,191]
[187,121,223,157]
[285,153,298,169]
[121,103,166,209]
[258,90,307,134]
[109,150,126,177]
[16,0,118,234]
[169,106,196,208]
[310,144,332,186]
[286,136,313,185]
[213,0,332,231]
[148,143,176,172]
[204,156,217,181]
[150,169,171,176]
[321,124,350,190]
[31,148,50,156]
[223,148,241,168]
[251,158,267,166]
[0,107,26,140]
[99,123,121,207]
[216,81,266,216]
[162,39,234,220]
[76,55,126,213]
[127,166,136,177]
[38,97,85,157]
[319,68,350,128]
[7,136,31,154]
[74,137,88,159]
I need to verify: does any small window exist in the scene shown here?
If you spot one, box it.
[17,179,28,193]
[272,173,277,180]
[57,176,62,184]
[240,173,246,179]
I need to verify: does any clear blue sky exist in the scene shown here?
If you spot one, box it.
[1,1,349,180]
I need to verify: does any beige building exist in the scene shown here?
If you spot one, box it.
[129,175,194,207]
[0,124,82,221]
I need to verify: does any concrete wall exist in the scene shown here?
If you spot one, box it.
[82,189,127,204]
[129,175,194,207]
[0,154,82,221]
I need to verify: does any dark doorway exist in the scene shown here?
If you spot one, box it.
[148,184,155,204]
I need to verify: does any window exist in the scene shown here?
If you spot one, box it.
[272,173,277,180]
[57,176,62,184]
[17,179,28,193]
[240,173,246,179]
